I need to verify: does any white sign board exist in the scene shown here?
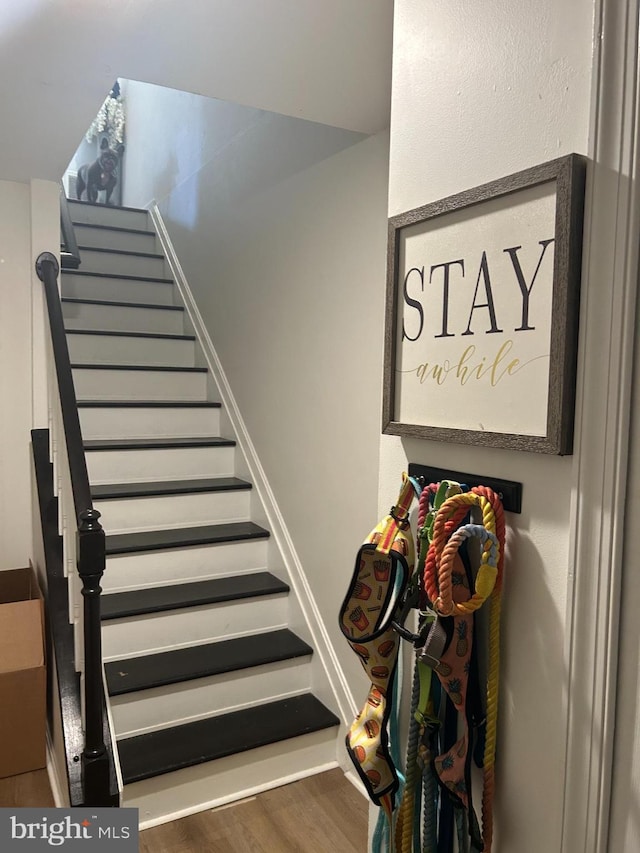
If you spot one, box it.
[382,156,585,455]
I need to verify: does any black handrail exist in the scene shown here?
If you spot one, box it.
[36,251,112,806]
[60,186,81,270]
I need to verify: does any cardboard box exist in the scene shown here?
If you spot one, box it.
[0,566,46,778]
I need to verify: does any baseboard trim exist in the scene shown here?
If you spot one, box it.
[344,768,368,800]
[45,730,68,808]
[149,203,356,725]
[138,760,339,830]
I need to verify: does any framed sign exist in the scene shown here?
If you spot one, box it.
[382,154,586,455]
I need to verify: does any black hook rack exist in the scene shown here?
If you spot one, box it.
[408,463,523,514]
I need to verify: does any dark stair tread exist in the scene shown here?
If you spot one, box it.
[117,693,339,784]
[93,476,251,500]
[101,570,285,620]
[105,629,312,696]
[77,245,164,260]
[72,221,156,237]
[84,436,235,451]
[62,269,173,284]
[105,520,269,556]
[77,399,221,408]
[66,329,194,341]
[71,363,207,373]
[67,199,149,214]
[62,296,182,311]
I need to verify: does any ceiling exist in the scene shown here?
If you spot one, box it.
[0,0,393,183]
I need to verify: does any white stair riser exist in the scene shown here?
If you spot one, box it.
[68,203,149,230]
[79,248,167,279]
[102,594,289,659]
[74,225,158,253]
[62,274,175,306]
[63,301,184,335]
[73,368,207,401]
[80,407,221,440]
[67,333,195,367]
[103,539,268,593]
[87,444,232,484]
[126,730,338,828]
[112,657,312,739]
[95,489,251,534]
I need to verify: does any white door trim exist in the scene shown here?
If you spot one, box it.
[561,0,640,849]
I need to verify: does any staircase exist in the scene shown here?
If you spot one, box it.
[62,199,340,825]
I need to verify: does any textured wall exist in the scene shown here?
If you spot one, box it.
[383,1,595,849]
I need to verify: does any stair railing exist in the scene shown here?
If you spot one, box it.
[60,187,81,270]
[36,249,115,806]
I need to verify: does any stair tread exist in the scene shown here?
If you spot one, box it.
[62,270,172,284]
[77,245,164,260]
[105,520,269,556]
[71,363,207,373]
[68,199,149,214]
[77,399,221,408]
[66,328,194,341]
[62,296,182,311]
[101,570,286,620]
[117,693,339,784]
[93,476,251,499]
[105,629,312,696]
[84,436,235,450]
[72,221,156,237]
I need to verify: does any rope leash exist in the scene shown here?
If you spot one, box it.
[473,486,504,853]
[421,486,504,853]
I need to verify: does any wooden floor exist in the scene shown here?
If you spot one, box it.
[0,767,368,852]
[0,768,55,807]
[139,769,368,853]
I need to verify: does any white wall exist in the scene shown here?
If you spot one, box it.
[385,2,595,851]
[0,182,33,569]
[0,179,57,571]
[146,129,389,697]
[120,80,364,212]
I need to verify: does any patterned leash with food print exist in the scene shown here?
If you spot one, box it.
[339,474,420,844]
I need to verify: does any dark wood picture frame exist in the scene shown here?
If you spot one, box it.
[382,154,586,455]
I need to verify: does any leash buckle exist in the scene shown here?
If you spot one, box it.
[416,614,447,667]
[391,588,433,648]
[391,620,422,647]
[390,505,411,529]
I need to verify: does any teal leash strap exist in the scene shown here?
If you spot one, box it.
[391,648,406,809]
[372,657,405,852]
[372,811,390,853]
[373,474,421,853]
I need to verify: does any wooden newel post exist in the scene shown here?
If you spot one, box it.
[77,507,110,804]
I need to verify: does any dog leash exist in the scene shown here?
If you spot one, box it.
[339,474,420,835]
[422,487,504,853]
[394,484,504,853]
[341,477,505,852]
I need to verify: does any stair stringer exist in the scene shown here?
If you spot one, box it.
[149,203,358,774]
